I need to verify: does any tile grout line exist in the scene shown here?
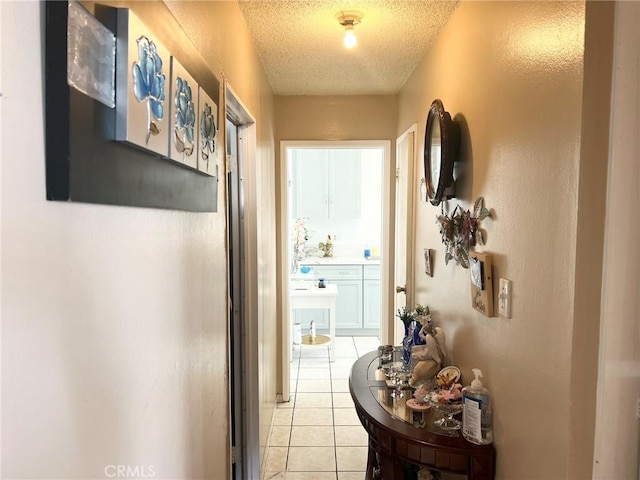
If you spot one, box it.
[273,337,376,477]
[285,348,300,474]
[331,337,338,478]
[333,337,339,478]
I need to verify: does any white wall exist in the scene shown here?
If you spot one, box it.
[593,1,640,477]
[163,0,278,472]
[397,1,613,477]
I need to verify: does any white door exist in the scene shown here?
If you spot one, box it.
[394,126,417,344]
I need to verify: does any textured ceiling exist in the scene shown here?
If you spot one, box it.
[237,0,460,96]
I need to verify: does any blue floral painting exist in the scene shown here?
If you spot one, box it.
[200,102,216,163]
[115,10,169,155]
[174,76,195,156]
[132,35,166,143]
[197,86,218,176]
[168,57,198,168]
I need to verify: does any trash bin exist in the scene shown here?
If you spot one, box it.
[292,323,302,345]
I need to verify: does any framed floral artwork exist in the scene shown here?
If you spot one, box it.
[197,86,218,177]
[169,57,198,169]
[46,2,219,212]
[115,9,169,156]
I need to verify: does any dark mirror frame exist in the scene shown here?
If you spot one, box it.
[423,99,460,206]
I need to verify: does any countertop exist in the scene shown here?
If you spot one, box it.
[299,257,380,266]
[290,283,338,295]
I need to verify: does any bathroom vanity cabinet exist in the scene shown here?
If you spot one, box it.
[363,264,381,330]
[294,261,380,336]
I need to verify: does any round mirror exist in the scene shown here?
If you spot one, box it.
[429,118,442,191]
[423,99,460,206]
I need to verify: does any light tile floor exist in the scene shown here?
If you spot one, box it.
[263,336,381,480]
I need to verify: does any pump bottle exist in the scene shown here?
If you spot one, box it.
[462,368,493,445]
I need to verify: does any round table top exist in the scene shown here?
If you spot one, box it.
[349,349,496,455]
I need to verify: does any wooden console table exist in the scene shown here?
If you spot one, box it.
[349,351,496,479]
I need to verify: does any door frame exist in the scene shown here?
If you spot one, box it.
[392,124,418,343]
[225,82,259,480]
[279,140,392,401]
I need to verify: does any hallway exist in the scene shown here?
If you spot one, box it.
[263,336,380,479]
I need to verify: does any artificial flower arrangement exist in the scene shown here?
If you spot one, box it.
[292,217,310,261]
[412,368,462,405]
[429,369,463,404]
[427,385,463,404]
[396,304,430,346]
[396,305,416,330]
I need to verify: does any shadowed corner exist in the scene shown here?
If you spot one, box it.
[453,113,472,201]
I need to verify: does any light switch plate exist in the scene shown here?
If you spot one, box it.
[498,278,512,318]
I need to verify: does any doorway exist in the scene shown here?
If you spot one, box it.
[227,116,245,480]
[226,85,259,480]
[394,124,418,344]
[280,140,392,401]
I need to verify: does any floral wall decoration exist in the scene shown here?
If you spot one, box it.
[436,197,492,268]
[169,57,198,169]
[116,9,170,156]
[46,3,219,212]
[174,78,195,154]
[197,86,218,177]
[133,36,166,143]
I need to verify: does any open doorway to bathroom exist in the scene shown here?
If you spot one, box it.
[280,140,391,401]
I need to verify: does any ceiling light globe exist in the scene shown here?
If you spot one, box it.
[344,28,357,49]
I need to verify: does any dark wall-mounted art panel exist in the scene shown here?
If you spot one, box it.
[45,1,219,212]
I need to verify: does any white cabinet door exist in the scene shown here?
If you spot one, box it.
[291,149,329,219]
[329,149,361,219]
[363,264,381,329]
[363,279,380,329]
[333,279,363,330]
[313,265,363,331]
[291,149,361,220]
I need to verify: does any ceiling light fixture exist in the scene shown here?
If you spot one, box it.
[337,11,363,49]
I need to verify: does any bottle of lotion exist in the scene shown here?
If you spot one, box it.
[462,368,493,445]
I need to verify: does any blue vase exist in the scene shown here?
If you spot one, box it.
[402,321,416,368]
[413,319,426,347]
